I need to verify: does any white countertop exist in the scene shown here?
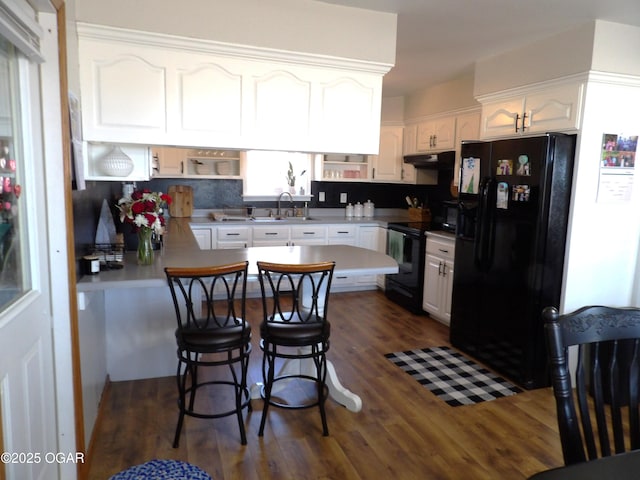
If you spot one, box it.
[77,217,399,291]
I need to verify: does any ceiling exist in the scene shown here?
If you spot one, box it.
[319,0,640,97]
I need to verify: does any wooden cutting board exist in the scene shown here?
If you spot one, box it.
[167,185,193,217]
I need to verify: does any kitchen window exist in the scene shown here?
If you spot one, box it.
[242,150,312,200]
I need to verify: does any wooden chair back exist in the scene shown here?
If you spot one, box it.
[543,305,640,465]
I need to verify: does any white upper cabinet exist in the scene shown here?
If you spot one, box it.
[371,126,404,182]
[416,116,456,152]
[77,23,389,154]
[478,78,585,139]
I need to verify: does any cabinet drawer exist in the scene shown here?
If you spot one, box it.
[290,225,327,240]
[216,226,251,242]
[252,225,289,240]
[328,225,357,238]
[426,237,455,261]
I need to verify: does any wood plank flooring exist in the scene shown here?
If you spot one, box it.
[87,290,564,479]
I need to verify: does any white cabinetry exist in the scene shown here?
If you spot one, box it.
[327,224,357,246]
[358,225,387,288]
[216,226,251,249]
[152,147,242,179]
[416,117,456,152]
[290,225,328,246]
[252,225,290,247]
[422,234,455,325]
[77,23,388,154]
[455,111,481,145]
[453,110,481,187]
[83,143,152,181]
[478,80,584,139]
[319,154,370,182]
[190,226,213,250]
[370,126,404,182]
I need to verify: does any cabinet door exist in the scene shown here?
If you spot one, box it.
[252,225,290,246]
[417,117,455,152]
[432,117,456,150]
[423,253,443,315]
[327,225,357,245]
[403,123,418,155]
[152,146,184,176]
[358,226,379,250]
[442,260,455,325]
[175,60,243,145]
[78,40,168,143]
[525,82,583,133]
[191,227,212,250]
[480,98,525,138]
[455,112,481,145]
[316,73,383,154]
[290,225,327,246]
[454,112,481,187]
[216,226,250,248]
[371,126,403,182]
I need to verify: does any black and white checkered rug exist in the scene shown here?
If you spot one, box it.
[385,346,522,406]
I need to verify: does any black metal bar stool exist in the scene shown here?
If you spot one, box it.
[256,260,335,437]
[165,261,252,446]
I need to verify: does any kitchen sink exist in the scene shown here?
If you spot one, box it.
[251,216,317,222]
[251,216,287,222]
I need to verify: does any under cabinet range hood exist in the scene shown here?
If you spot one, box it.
[403,150,455,169]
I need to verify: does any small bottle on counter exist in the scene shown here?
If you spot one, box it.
[345,203,354,218]
[83,255,100,275]
[354,202,364,218]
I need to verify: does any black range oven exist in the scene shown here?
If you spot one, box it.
[385,222,430,313]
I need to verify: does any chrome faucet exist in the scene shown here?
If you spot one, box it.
[277,191,293,217]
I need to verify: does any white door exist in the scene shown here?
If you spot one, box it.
[0,21,59,480]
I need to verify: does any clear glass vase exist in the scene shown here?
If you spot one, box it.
[137,228,154,266]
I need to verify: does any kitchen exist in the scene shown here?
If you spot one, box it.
[69,4,640,478]
[2,0,640,479]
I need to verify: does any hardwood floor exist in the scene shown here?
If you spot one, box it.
[87,290,564,479]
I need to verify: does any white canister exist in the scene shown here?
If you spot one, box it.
[345,203,354,218]
[364,200,375,217]
[354,202,364,218]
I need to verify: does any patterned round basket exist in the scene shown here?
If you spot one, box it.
[109,459,211,480]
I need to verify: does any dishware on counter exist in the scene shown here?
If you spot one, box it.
[345,203,354,218]
[363,200,374,217]
[353,202,363,218]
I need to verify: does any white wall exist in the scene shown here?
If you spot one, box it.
[562,75,640,311]
[592,20,640,75]
[73,0,397,65]
[380,95,404,123]
[403,71,477,120]
[474,22,595,97]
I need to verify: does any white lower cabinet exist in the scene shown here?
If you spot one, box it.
[216,225,251,249]
[190,226,213,250]
[327,224,357,245]
[290,225,328,246]
[189,221,387,292]
[252,225,291,246]
[422,235,455,325]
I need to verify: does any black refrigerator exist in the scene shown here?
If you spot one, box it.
[450,133,576,389]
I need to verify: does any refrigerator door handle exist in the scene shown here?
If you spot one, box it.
[474,176,496,272]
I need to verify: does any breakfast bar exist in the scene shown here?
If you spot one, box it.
[76,218,398,413]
